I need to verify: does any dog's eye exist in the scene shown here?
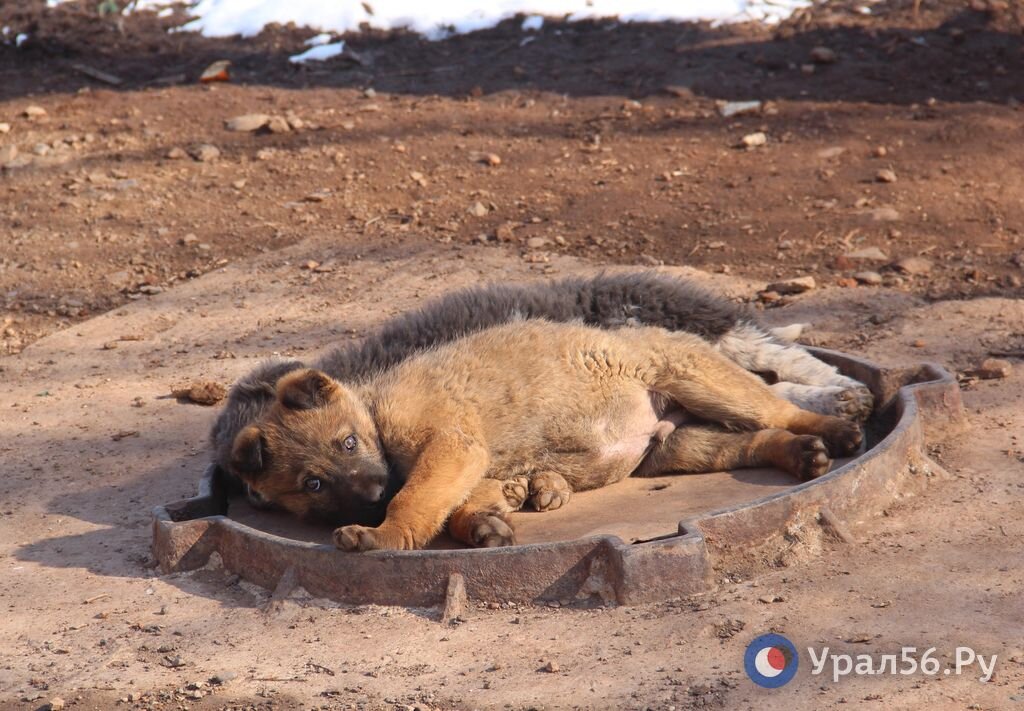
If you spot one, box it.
[304,477,322,492]
[343,434,357,451]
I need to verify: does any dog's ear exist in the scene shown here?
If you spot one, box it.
[231,426,268,479]
[277,368,338,410]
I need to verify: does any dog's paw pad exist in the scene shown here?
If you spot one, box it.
[501,477,529,509]
[789,435,831,480]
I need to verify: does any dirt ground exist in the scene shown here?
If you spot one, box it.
[1,0,1024,709]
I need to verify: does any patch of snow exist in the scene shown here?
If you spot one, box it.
[47,0,811,39]
[288,40,345,63]
[521,15,543,31]
[157,7,174,17]
[304,32,334,46]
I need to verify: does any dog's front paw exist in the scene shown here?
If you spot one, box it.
[333,524,379,552]
[468,512,516,548]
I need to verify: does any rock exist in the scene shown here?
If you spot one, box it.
[171,381,226,405]
[0,144,17,166]
[189,144,221,162]
[526,237,549,249]
[266,116,291,133]
[873,146,888,157]
[22,105,47,119]
[481,152,502,166]
[892,256,932,275]
[46,699,66,711]
[867,206,901,222]
[210,671,238,685]
[816,146,846,159]
[971,358,1011,380]
[468,201,489,217]
[541,660,560,673]
[181,234,199,245]
[758,290,782,304]
[810,46,837,64]
[0,122,10,133]
[854,271,882,285]
[225,113,271,132]
[741,132,767,148]
[844,247,888,261]
[765,276,816,294]
[875,168,897,183]
[718,100,762,118]
[165,146,187,160]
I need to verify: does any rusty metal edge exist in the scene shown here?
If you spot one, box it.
[152,352,962,607]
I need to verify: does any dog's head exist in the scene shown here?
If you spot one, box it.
[229,369,392,526]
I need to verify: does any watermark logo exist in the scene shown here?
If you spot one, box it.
[744,633,799,688]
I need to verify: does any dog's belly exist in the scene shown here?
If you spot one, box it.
[584,391,687,488]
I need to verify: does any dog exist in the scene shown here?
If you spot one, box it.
[228,320,863,550]
[210,272,872,514]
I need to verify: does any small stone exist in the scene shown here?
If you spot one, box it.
[816,146,846,159]
[171,381,226,405]
[844,247,889,261]
[765,276,816,294]
[810,46,837,64]
[138,285,164,295]
[23,105,47,119]
[912,339,927,348]
[189,144,221,162]
[266,116,291,133]
[363,87,377,98]
[758,290,782,304]
[718,100,762,118]
[0,122,10,133]
[0,144,17,166]
[181,233,199,245]
[868,206,901,222]
[210,671,238,685]
[757,595,781,604]
[526,237,549,249]
[225,113,271,132]
[875,168,897,183]
[468,201,489,217]
[541,660,560,673]
[232,179,246,189]
[301,260,319,270]
[854,271,882,285]
[46,699,66,711]
[972,358,1011,380]
[873,146,888,157]
[481,152,502,166]
[165,147,187,160]
[256,148,276,161]
[741,132,767,148]
[892,256,932,275]
[33,143,52,156]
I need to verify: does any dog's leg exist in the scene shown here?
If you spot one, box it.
[448,479,518,548]
[633,425,832,481]
[715,322,873,421]
[334,436,488,552]
[648,337,863,457]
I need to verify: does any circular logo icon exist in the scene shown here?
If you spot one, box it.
[744,633,799,688]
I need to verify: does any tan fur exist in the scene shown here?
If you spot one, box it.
[229,321,862,551]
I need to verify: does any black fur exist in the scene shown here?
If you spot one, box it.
[210,271,748,480]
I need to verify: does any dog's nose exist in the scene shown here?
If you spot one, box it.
[364,483,386,503]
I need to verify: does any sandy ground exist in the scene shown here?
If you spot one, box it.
[2,0,1024,708]
[1,234,1023,710]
